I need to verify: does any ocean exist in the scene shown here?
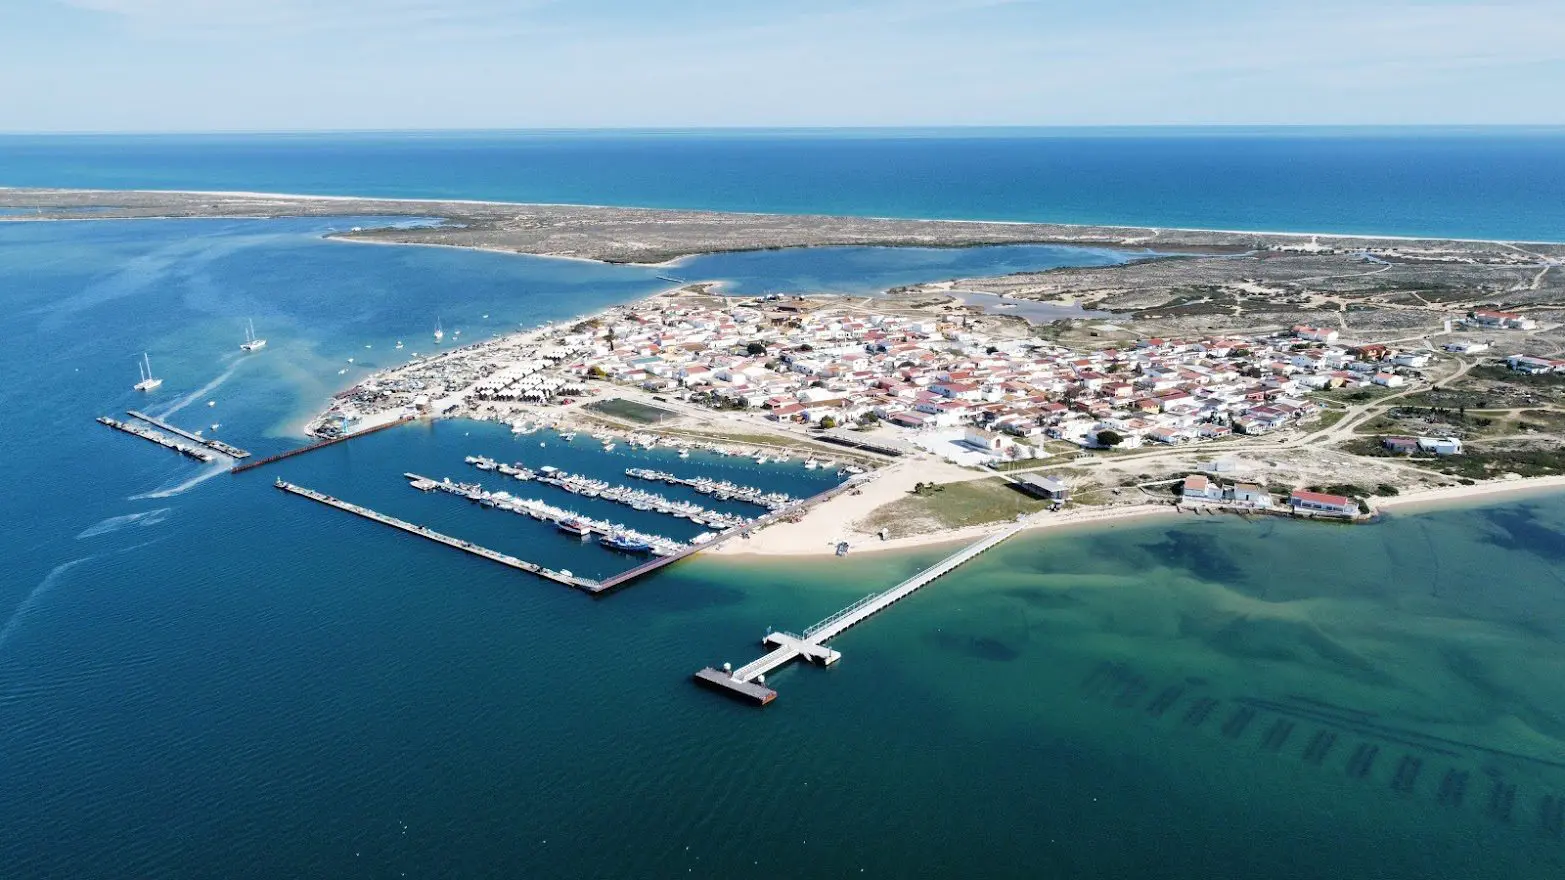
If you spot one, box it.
[4,128,1565,241]
[1,132,1564,877]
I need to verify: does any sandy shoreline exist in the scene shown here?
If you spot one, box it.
[4,185,1563,247]
[1369,474,1565,514]
[712,474,1565,561]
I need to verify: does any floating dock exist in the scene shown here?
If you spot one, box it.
[127,409,251,458]
[96,416,217,463]
[407,472,683,563]
[694,518,1029,704]
[273,479,595,590]
[231,416,413,474]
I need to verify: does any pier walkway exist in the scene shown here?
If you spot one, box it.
[127,410,251,459]
[274,479,595,591]
[694,517,1029,705]
[231,416,413,474]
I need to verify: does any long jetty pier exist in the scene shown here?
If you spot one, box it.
[694,518,1029,705]
[127,410,251,459]
[231,416,414,474]
[96,416,217,463]
[274,479,595,590]
[593,472,872,592]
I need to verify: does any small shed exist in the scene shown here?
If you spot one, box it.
[1016,473,1072,501]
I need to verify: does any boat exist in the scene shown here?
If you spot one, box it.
[603,443,615,451]
[434,317,445,343]
[395,340,404,349]
[601,534,653,553]
[240,318,267,352]
[561,432,576,441]
[678,449,690,458]
[133,352,162,391]
[556,519,592,538]
[210,423,220,431]
[207,400,216,407]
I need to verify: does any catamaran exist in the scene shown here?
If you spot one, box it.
[240,318,267,352]
[433,318,445,343]
[133,352,162,391]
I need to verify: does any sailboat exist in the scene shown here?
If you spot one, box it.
[133,352,162,391]
[434,318,445,343]
[240,318,267,352]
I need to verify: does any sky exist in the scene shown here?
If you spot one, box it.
[3,0,1565,131]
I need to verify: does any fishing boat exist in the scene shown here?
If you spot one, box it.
[601,534,653,554]
[556,519,592,538]
[240,318,267,352]
[434,317,445,343]
[133,352,162,391]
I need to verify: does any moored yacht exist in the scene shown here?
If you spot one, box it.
[556,518,592,538]
[133,352,162,391]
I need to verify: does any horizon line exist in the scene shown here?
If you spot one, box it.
[4,124,1565,138]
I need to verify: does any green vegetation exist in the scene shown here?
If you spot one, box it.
[1470,364,1565,387]
[1096,429,1124,448]
[859,477,1048,535]
[582,397,679,425]
[1424,446,1565,479]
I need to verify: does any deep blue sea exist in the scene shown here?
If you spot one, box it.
[4,128,1565,240]
[2,133,1565,877]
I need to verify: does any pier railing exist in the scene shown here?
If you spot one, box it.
[803,593,880,639]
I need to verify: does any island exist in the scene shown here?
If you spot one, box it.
[9,186,1565,556]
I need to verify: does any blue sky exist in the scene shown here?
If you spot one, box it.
[4,0,1564,131]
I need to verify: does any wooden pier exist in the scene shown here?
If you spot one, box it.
[694,518,1029,705]
[273,479,595,591]
[127,409,251,458]
[231,416,413,474]
[96,416,217,463]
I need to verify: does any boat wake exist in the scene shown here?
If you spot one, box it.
[154,364,240,421]
[130,461,228,500]
[0,556,93,652]
[76,507,172,540]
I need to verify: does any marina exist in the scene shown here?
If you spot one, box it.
[405,472,687,560]
[593,470,871,591]
[466,457,755,530]
[95,415,217,463]
[274,479,595,590]
[622,468,794,511]
[126,410,251,459]
[695,517,1030,704]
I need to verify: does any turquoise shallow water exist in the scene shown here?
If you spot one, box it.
[2,217,1564,877]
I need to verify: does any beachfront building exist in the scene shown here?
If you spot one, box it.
[1180,474,1224,502]
[1015,473,1071,501]
[1288,490,1359,517]
[1228,483,1272,507]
